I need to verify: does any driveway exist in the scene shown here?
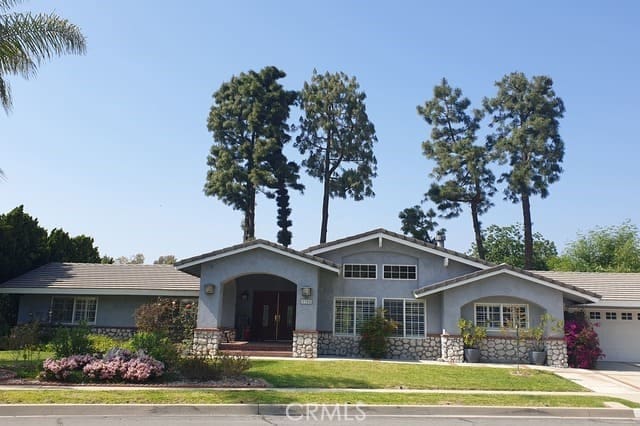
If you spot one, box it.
[553,361,640,403]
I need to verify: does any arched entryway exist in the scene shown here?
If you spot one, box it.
[227,274,297,342]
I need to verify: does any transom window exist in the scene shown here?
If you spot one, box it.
[334,297,376,335]
[589,311,601,320]
[605,312,617,320]
[475,303,528,329]
[383,265,417,280]
[51,297,98,324]
[383,299,425,338]
[343,264,377,279]
[622,312,633,320]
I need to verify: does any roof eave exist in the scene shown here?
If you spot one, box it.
[0,287,199,297]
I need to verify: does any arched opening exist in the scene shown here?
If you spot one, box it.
[226,274,297,342]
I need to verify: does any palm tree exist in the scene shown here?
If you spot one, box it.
[0,0,86,112]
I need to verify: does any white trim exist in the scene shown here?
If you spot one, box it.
[382,264,418,281]
[332,296,377,336]
[306,232,490,270]
[343,264,377,279]
[474,302,529,330]
[382,298,426,338]
[0,287,199,297]
[177,243,341,273]
[413,268,600,302]
[50,295,99,325]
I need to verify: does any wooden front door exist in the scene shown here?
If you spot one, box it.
[252,291,296,341]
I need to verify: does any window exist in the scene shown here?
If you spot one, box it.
[622,312,633,320]
[334,298,376,336]
[589,311,601,320]
[605,312,617,320]
[343,264,377,279]
[383,265,417,280]
[51,297,98,324]
[383,299,425,338]
[475,303,528,329]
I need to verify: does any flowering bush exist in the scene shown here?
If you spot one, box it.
[41,354,96,381]
[565,312,604,369]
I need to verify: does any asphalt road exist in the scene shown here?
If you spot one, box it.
[0,414,638,425]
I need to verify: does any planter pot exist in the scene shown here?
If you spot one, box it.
[530,350,547,365]
[464,348,481,363]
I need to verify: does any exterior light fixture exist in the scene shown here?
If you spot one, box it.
[204,284,215,294]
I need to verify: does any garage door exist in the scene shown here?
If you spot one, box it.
[585,309,640,362]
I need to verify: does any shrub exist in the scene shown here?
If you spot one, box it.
[129,331,178,368]
[359,308,398,359]
[6,321,41,362]
[134,298,197,343]
[565,311,604,369]
[83,349,164,383]
[218,353,251,377]
[88,334,131,354]
[41,354,96,381]
[178,356,222,381]
[51,323,93,358]
[458,318,487,349]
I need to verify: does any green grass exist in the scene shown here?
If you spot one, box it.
[0,390,635,407]
[246,360,584,391]
[0,350,53,379]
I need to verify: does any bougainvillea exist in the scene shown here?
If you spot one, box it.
[565,312,604,369]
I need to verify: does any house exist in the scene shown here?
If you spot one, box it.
[2,228,639,365]
[0,262,199,339]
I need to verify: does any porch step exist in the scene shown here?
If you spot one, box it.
[218,341,292,357]
[219,349,292,357]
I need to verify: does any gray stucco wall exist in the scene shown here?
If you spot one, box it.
[441,273,565,336]
[197,248,321,330]
[315,239,479,333]
[17,294,160,327]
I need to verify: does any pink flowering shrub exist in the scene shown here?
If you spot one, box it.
[565,312,604,369]
[41,354,97,381]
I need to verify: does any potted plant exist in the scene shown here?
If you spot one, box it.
[458,318,487,363]
[522,313,563,365]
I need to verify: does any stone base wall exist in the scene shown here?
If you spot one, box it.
[293,330,318,358]
[89,327,136,340]
[318,332,441,360]
[221,328,236,343]
[192,328,223,358]
[440,335,464,362]
[545,339,568,368]
[479,337,534,363]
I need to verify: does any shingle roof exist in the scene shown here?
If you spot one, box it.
[533,271,640,302]
[302,228,495,268]
[0,262,200,295]
[175,239,340,275]
[413,264,601,301]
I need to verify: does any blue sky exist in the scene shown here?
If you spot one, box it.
[2,0,639,262]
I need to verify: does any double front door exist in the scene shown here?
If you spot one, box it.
[252,291,296,341]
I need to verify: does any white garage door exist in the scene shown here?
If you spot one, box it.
[585,309,640,362]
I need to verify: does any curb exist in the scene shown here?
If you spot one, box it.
[0,404,636,419]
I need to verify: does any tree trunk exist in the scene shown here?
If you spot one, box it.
[244,133,256,242]
[319,132,332,244]
[471,202,485,260]
[522,194,533,269]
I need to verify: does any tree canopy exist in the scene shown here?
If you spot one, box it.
[398,205,442,243]
[419,78,495,259]
[471,223,557,270]
[205,66,300,242]
[296,70,378,243]
[550,221,640,272]
[153,255,177,265]
[483,72,565,269]
[116,253,145,264]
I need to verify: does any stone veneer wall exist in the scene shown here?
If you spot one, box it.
[440,335,464,363]
[192,328,223,358]
[478,336,568,367]
[292,330,318,358]
[317,332,441,360]
[89,327,136,340]
[545,339,568,368]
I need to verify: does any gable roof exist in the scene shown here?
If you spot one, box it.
[0,262,200,296]
[303,228,494,269]
[175,239,341,276]
[534,271,640,306]
[413,263,601,302]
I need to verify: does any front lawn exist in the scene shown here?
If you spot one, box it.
[0,350,53,379]
[246,360,584,391]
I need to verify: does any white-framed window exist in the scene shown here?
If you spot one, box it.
[589,311,601,320]
[333,297,376,336]
[343,264,377,279]
[606,312,617,320]
[51,296,98,324]
[474,303,528,329]
[622,312,633,320]
[383,299,425,338]
[382,265,417,280]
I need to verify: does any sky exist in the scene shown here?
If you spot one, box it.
[2,0,639,263]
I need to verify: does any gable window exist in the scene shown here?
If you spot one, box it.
[383,299,425,338]
[383,265,417,280]
[334,297,376,335]
[605,312,617,320]
[475,303,528,329]
[343,264,377,279]
[621,312,632,320]
[589,311,601,320]
[51,296,98,324]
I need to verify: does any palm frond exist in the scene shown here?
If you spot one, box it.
[0,0,22,13]
[0,75,12,111]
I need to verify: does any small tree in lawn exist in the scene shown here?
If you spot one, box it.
[296,70,378,243]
